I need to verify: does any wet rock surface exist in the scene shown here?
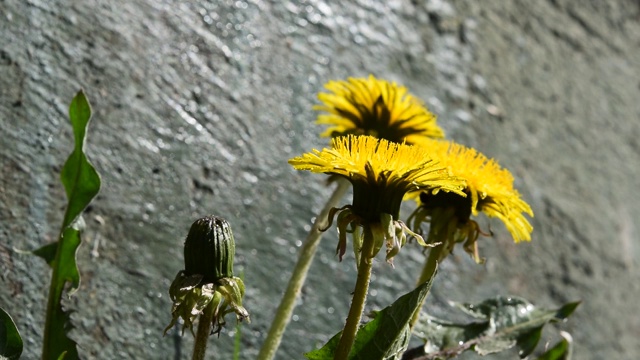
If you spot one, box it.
[1,0,639,359]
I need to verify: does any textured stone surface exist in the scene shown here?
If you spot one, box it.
[1,0,639,359]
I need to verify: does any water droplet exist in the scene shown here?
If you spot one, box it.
[242,172,258,183]
[454,109,472,123]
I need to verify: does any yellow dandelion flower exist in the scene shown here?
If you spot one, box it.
[408,139,533,262]
[315,75,444,144]
[290,135,465,264]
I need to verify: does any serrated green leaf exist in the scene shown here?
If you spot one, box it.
[28,216,85,268]
[41,90,100,360]
[41,203,83,360]
[0,307,23,360]
[306,273,436,360]
[31,242,58,265]
[60,91,101,228]
[414,296,580,359]
[351,279,433,360]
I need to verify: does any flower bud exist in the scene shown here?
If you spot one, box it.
[183,216,235,282]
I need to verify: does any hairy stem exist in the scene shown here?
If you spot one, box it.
[257,179,350,360]
[333,227,375,360]
[192,302,217,360]
[409,243,446,329]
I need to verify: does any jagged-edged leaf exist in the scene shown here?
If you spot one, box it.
[537,332,572,360]
[413,296,580,359]
[351,279,433,359]
[306,271,436,359]
[40,90,101,360]
[0,307,23,360]
[30,242,58,265]
[60,90,101,228]
[42,226,82,360]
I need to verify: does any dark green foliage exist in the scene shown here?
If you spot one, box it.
[537,333,573,360]
[0,307,23,360]
[31,90,101,360]
[412,296,580,359]
[306,273,436,360]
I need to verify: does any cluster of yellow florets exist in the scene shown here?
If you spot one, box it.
[290,75,534,264]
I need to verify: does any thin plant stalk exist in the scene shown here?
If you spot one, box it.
[193,302,217,360]
[258,179,350,360]
[333,227,375,360]
[409,243,446,329]
[233,271,245,360]
[233,321,242,360]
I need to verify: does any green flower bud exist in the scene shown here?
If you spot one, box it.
[166,216,249,338]
[184,216,235,282]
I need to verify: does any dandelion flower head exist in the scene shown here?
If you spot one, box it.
[410,139,534,245]
[289,135,465,263]
[289,135,463,220]
[315,75,444,144]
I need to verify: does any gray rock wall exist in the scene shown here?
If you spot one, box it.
[1,0,638,359]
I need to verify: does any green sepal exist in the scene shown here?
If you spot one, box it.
[217,277,250,322]
[165,272,216,336]
[336,209,358,261]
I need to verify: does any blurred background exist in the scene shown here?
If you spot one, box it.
[1,0,639,359]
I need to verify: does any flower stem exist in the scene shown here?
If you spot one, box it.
[193,301,217,360]
[409,243,446,329]
[257,179,350,360]
[333,228,375,360]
